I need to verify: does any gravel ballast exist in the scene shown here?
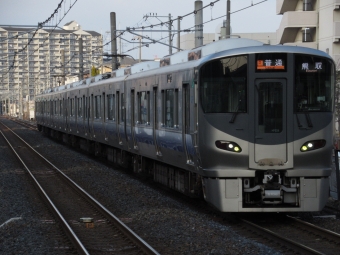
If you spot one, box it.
[2,118,340,254]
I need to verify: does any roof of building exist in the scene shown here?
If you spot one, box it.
[63,21,74,26]
[0,25,101,37]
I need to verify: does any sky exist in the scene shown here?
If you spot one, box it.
[0,0,282,60]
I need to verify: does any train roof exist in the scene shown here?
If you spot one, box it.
[38,38,333,96]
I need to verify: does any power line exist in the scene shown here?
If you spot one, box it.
[120,0,269,57]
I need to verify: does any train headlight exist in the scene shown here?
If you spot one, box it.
[300,140,326,152]
[215,141,242,153]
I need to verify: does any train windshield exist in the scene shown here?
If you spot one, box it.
[294,54,334,112]
[200,55,247,113]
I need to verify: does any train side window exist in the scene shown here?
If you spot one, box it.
[82,96,85,118]
[90,95,94,119]
[121,93,125,122]
[85,97,88,119]
[107,94,115,121]
[70,98,73,116]
[95,95,101,119]
[117,91,120,123]
[72,98,75,116]
[102,93,105,121]
[56,100,58,116]
[54,100,57,116]
[138,91,150,124]
[162,89,178,128]
[75,97,77,117]
[78,97,82,117]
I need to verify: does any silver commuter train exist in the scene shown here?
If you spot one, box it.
[35,38,335,212]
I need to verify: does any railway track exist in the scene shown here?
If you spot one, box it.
[322,205,340,218]
[6,116,37,130]
[238,213,340,255]
[0,119,159,255]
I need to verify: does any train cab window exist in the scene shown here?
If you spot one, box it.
[107,94,115,120]
[200,55,247,113]
[138,91,150,124]
[258,82,283,133]
[294,54,334,112]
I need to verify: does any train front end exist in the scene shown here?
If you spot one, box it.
[197,46,335,212]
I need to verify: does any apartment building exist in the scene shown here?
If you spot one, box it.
[276,0,340,68]
[0,21,102,116]
[180,0,340,69]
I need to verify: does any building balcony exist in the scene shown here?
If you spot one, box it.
[332,54,340,67]
[333,22,340,42]
[276,0,299,14]
[277,11,318,44]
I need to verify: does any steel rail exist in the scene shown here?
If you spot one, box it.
[0,122,89,255]
[287,215,340,243]
[1,120,160,255]
[239,218,325,255]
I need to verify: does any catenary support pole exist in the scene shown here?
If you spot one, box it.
[194,1,203,47]
[177,16,180,52]
[226,0,231,38]
[110,12,118,70]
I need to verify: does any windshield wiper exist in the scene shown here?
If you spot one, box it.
[229,109,239,123]
[304,111,313,127]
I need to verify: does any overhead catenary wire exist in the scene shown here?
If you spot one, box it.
[120,0,268,57]
[0,0,269,89]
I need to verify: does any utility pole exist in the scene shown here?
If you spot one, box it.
[177,16,181,52]
[142,13,175,55]
[169,13,172,55]
[226,0,231,38]
[79,37,83,80]
[195,1,203,47]
[139,37,142,62]
[110,12,118,70]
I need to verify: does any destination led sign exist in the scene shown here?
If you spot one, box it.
[257,59,285,70]
[300,61,323,72]
[255,53,287,72]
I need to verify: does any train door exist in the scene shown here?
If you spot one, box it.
[63,97,68,132]
[85,95,91,136]
[183,83,194,164]
[252,79,290,167]
[153,87,161,156]
[117,91,122,145]
[117,90,127,146]
[130,89,137,150]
